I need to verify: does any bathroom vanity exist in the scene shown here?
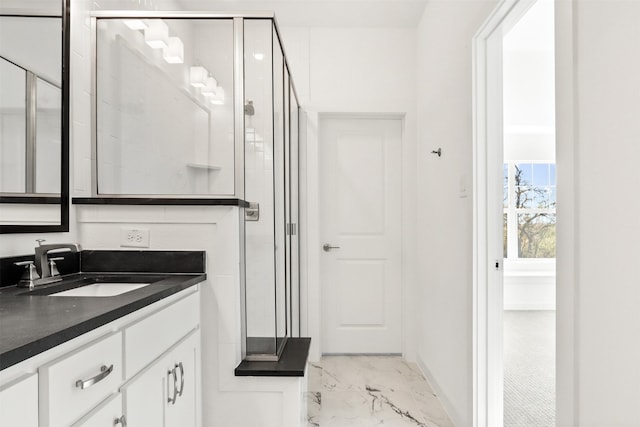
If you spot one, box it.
[0,250,205,427]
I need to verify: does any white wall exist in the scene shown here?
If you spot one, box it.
[556,1,640,425]
[0,17,61,85]
[414,2,496,426]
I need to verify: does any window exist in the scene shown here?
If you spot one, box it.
[504,162,556,258]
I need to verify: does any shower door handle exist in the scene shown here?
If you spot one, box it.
[323,243,340,252]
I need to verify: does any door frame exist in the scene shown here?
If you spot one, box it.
[473,1,579,425]
[305,112,407,359]
[471,1,540,426]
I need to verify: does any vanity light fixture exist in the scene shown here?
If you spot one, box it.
[201,76,218,96]
[163,37,184,64]
[144,20,169,49]
[123,19,147,30]
[253,52,265,61]
[210,87,225,105]
[189,66,208,87]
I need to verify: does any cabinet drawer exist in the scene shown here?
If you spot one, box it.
[39,332,123,427]
[125,291,199,377]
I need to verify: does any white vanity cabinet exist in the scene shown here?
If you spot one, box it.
[0,286,201,427]
[123,329,200,427]
[0,373,39,427]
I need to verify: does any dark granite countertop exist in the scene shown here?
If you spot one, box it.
[0,272,205,370]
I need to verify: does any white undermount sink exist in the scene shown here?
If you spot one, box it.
[51,282,151,297]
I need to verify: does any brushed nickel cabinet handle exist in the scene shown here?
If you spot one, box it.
[167,367,178,405]
[177,362,185,397]
[75,364,113,389]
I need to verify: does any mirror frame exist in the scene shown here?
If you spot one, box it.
[0,0,70,234]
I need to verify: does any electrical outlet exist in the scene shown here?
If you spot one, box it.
[120,228,150,248]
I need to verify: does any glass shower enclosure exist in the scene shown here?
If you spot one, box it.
[92,12,301,361]
[243,18,300,361]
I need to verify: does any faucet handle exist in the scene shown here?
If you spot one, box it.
[36,239,46,246]
[15,261,40,289]
[49,257,64,277]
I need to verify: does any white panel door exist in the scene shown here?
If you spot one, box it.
[320,117,402,354]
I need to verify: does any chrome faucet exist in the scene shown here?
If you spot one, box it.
[33,240,81,284]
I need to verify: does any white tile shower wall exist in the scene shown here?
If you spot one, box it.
[77,205,305,427]
[244,63,278,337]
[95,19,234,195]
[191,21,235,193]
[73,0,235,197]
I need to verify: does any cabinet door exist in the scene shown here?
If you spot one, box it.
[124,329,200,427]
[122,359,164,427]
[0,373,38,427]
[72,393,125,427]
[165,331,200,427]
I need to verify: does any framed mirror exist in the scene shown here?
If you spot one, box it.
[0,0,70,233]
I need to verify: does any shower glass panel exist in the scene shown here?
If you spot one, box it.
[244,19,278,357]
[272,27,288,356]
[289,82,300,337]
[283,67,291,340]
[95,18,235,195]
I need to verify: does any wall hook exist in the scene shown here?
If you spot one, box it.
[431,148,442,157]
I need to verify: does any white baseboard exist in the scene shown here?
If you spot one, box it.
[503,304,555,310]
[415,355,462,427]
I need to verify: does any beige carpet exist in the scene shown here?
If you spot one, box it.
[503,310,555,427]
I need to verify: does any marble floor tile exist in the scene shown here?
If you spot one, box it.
[307,356,454,427]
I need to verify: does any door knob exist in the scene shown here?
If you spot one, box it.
[323,243,340,252]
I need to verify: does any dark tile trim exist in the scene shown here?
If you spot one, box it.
[81,250,206,274]
[72,197,250,208]
[0,196,62,204]
[0,250,204,287]
[235,338,311,377]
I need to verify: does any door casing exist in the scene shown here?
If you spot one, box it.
[472,1,541,426]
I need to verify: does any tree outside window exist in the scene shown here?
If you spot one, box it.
[504,162,556,259]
